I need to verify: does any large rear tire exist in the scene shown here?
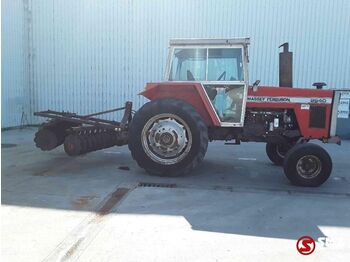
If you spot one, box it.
[128,98,208,177]
[283,143,332,187]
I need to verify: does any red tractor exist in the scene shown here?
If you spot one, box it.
[34,38,341,187]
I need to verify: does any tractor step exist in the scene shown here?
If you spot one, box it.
[224,140,241,145]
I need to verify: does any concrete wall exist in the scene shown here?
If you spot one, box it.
[2,0,350,131]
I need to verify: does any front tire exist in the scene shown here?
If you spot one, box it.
[128,98,208,177]
[266,142,292,166]
[283,143,332,187]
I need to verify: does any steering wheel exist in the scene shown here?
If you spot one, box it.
[217,71,226,81]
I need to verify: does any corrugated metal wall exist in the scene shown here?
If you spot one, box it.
[2,0,350,127]
[1,0,30,128]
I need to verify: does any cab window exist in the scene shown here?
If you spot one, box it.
[170,47,243,81]
[170,48,206,81]
[207,48,243,81]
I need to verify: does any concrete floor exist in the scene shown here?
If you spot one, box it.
[1,127,350,261]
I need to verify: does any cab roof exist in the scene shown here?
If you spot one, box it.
[169,38,250,46]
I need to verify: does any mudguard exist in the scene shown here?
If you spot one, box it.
[140,82,220,126]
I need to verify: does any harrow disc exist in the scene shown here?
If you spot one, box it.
[64,135,83,156]
[34,128,62,151]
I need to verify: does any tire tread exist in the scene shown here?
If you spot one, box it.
[128,98,208,177]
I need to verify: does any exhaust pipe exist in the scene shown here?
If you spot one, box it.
[279,42,293,87]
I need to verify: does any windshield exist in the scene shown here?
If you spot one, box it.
[170,47,243,81]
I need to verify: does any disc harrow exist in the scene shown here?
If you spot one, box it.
[63,127,128,156]
[33,102,132,156]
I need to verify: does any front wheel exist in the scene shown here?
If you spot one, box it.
[283,143,332,187]
[128,98,208,177]
[266,142,293,166]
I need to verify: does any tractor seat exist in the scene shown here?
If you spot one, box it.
[187,70,195,81]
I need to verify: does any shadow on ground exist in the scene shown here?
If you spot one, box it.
[2,128,350,241]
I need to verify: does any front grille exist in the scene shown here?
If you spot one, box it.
[309,106,326,128]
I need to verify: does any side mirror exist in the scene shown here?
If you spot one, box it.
[252,80,260,92]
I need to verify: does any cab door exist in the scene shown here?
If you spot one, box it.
[203,47,247,127]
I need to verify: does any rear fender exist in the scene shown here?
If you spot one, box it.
[140,82,220,126]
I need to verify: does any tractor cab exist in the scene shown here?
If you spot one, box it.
[165,38,250,127]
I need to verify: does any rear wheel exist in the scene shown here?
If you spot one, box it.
[128,98,208,177]
[283,143,332,187]
[266,142,294,166]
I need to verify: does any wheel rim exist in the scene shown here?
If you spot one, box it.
[141,113,192,165]
[296,155,322,179]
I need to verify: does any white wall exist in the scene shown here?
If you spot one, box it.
[2,0,30,128]
[2,0,350,127]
